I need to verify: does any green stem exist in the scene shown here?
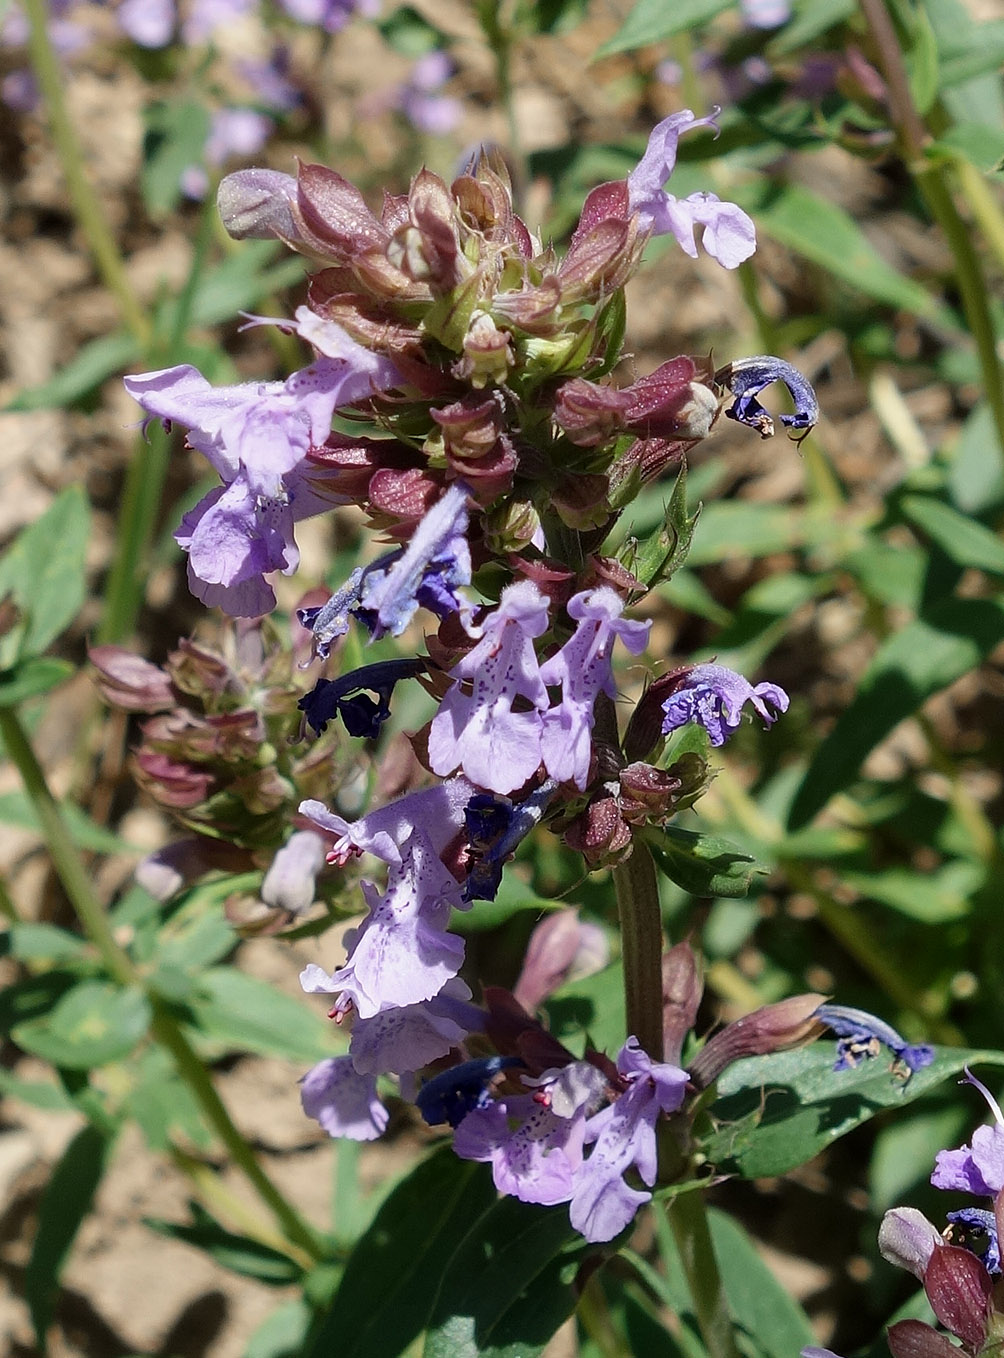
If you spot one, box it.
[152,1008,324,1261]
[0,873,18,924]
[669,1190,740,1358]
[22,0,148,347]
[858,0,1004,470]
[96,422,170,645]
[0,705,324,1262]
[612,842,664,1060]
[0,707,136,985]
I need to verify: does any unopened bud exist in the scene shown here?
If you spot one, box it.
[662,941,704,1065]
[879,1208,943,1282]
[688,993,827,1089]
[217,169,299,241]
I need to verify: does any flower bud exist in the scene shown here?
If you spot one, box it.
[688,994,827,1089]
[454,311,515,388]
[662,941,704,1065]
[562,792,633,868]
[879,1207,943,1281]
[618,761,684,826]
[217,169,299,242]
[90,645,175,713]
[483,498,541,555]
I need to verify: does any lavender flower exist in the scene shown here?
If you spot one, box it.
[814,1004,935,1082]
[539,587,651,790]
[276,0,379,33]
[299,776,474,867]
[427,580,551,795]
[118,0,255,48]
[569,1038,690,1243]
[124,334,398,615]
[452,1063,609,1205]
[395,52,462,136]
[349,980,481,1077]
[626,109,757,269]
[181,108,274,202]
[300,1056,388,1140]
[260,830,326,914]
[299,826,465,1018]
[660,663,789,747]
[932,1069,1004,1196]
[354,481,472,639]
[716,355,819,441]
[298,658,426,738]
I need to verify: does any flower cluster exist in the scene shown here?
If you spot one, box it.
[116,107,822,1246]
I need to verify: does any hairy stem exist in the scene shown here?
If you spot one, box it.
[612,842,665,1060]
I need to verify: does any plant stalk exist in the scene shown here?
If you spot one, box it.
[612,842,665,1060]
[0,705,324,1262]
[22,0,149,347]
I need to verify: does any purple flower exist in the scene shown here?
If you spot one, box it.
[300,1056,388,1140]
[453,1062,609,1206]
[298,658,426,738]
[539,587,651,790]
[299,776,474,867]
[260,829,326,914]
[814,1004,935,1083]
[299,826,465,1018]
[626,109,756,269]
[716,355,819,441]
[396,52,462,136]
[427,580,551,795]
[118,0,255,47]
[660,663,789,748]
[932,1069,1004,1197]
[741,0,791,27]
[349,979,482,1078]
[569,1038,689,1243]
[124,332,398,615]
[276,0,379,33]
[417,1055,524,1128]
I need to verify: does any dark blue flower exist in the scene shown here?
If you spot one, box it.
[716,355,818,442]
[462,781,557,903]
[945,1207,1002,1276]
[416,1055,524,1128]
[814,1003,934,1083]
[298,658,425,738]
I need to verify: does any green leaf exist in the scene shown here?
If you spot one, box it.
[929,122,1004,174]
[546,961,627,1057]
[0,1068,74,1112]
[0,485,90,661]
[188,967,334,1062]
[651,827,765,898]
[0,972,77,1035]
[948,401,1004,514]
[629,464,701,589]
[700,1044,1004,1179]
[0,789,134,854]
[246,1299,313,1358]
[788,597,1004,828]
[905,6,940,115]
[145,1204,303,1285]
[25,1122,117,1348]
[0,658,74,706]
[126,1047,212,1152]
[5,332,137,412]
[769,0,854,55]
[738,183,958,328]
[901,494,1004,574]
[307,1147,498,1358]
[708,1209,816,1356]
[597,0,733,54]
[840,859,982,923]
[12,982,151,1069]
[6,922,89,964]
[935,19,1004,86]
[142,99,212,216]
[424,1198,584,1358]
